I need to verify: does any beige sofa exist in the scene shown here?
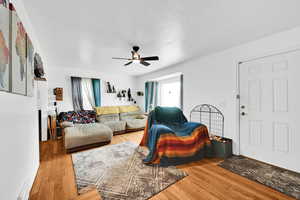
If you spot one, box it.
[61,105,147,153]
[94,105,147,135]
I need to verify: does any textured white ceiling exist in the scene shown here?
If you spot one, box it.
[23,0,300,76]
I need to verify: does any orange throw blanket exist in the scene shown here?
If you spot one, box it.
[140,120,211,164]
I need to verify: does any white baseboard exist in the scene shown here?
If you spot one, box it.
[17,163,40,200]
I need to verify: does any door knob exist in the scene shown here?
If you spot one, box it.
[241,105,245,109]
[241,112,246,116]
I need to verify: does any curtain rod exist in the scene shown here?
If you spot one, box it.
[70,76,102,80]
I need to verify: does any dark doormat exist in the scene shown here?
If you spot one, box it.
[219,156,300,199]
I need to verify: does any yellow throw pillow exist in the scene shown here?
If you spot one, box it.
[119,105,140,113]
[94,106,120,115]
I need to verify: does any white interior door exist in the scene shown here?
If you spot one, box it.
[239,50,300,172]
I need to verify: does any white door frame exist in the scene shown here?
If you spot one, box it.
[235,45,300,155]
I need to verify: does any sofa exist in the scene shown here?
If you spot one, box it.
[64,123,113,153]
[58,110,113,153]
[59,106,147,152]
[94,105,147,134]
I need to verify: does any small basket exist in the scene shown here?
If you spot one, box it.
[210,136,232,158]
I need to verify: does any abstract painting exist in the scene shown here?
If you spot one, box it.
[27,36,34,97]
[0,0,7,7]
[0,1,10,92]
[11,4,27,95]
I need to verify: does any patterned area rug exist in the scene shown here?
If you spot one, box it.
[219,156,300,199]
[72,142,188,200]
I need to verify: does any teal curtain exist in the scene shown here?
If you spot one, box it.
[92,79,101,107]
[180,74,184,110]
[145,82,149,112]
[145,81,158,112]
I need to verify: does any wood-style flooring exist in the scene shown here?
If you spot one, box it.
[29,131,294,200]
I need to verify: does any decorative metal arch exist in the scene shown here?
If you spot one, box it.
[190,104,224,137]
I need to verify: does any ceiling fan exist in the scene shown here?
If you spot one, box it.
[112,46,159,67]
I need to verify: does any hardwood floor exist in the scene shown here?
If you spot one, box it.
[30,131,294,200]
[71,189,102,200]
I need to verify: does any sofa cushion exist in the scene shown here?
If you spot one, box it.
[119,105,140,113]
[120,111,144,120]
[125,118,147,130]
[135,115,145,119]
[94,106,120,115]
[96,113,120,123]
[64,123,113,150]
[102,121,126,132]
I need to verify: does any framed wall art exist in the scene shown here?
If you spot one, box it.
[27,36,34,96]
[10,4,27,95]
[0,2,45,96]
[0,1,10,92]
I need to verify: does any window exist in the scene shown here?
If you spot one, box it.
[82,87,93,110]
[158,74,183,108]
[145,73,183,112]
[160,81,181,107]
[71,77,101,111]
[81,78,96,110]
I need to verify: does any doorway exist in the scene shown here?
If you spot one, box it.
[239,50,300,172]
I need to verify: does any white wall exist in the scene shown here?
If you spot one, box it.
[47,67,138,113]
[136,26,300,155]
[0,1,48,200]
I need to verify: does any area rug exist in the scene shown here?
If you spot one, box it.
[72,142,188,200]
[219,156,300,199]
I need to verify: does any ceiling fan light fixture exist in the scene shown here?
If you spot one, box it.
[112,46,159,67]
[132,52,140,59]
[133,59,140,64]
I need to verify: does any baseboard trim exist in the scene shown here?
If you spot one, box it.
[26,162,40,200]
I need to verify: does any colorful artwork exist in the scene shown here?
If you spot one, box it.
[16,22,27,80]
[27,36,34,96]
[0,0,7,7]
[0,3,9,91]
[11,4,27,95]
[0,2,40,96]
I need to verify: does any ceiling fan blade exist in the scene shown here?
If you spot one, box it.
[141,56,159,61]
[112,57,131,60]
[140,61,151,66]
[124,61,133,66]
